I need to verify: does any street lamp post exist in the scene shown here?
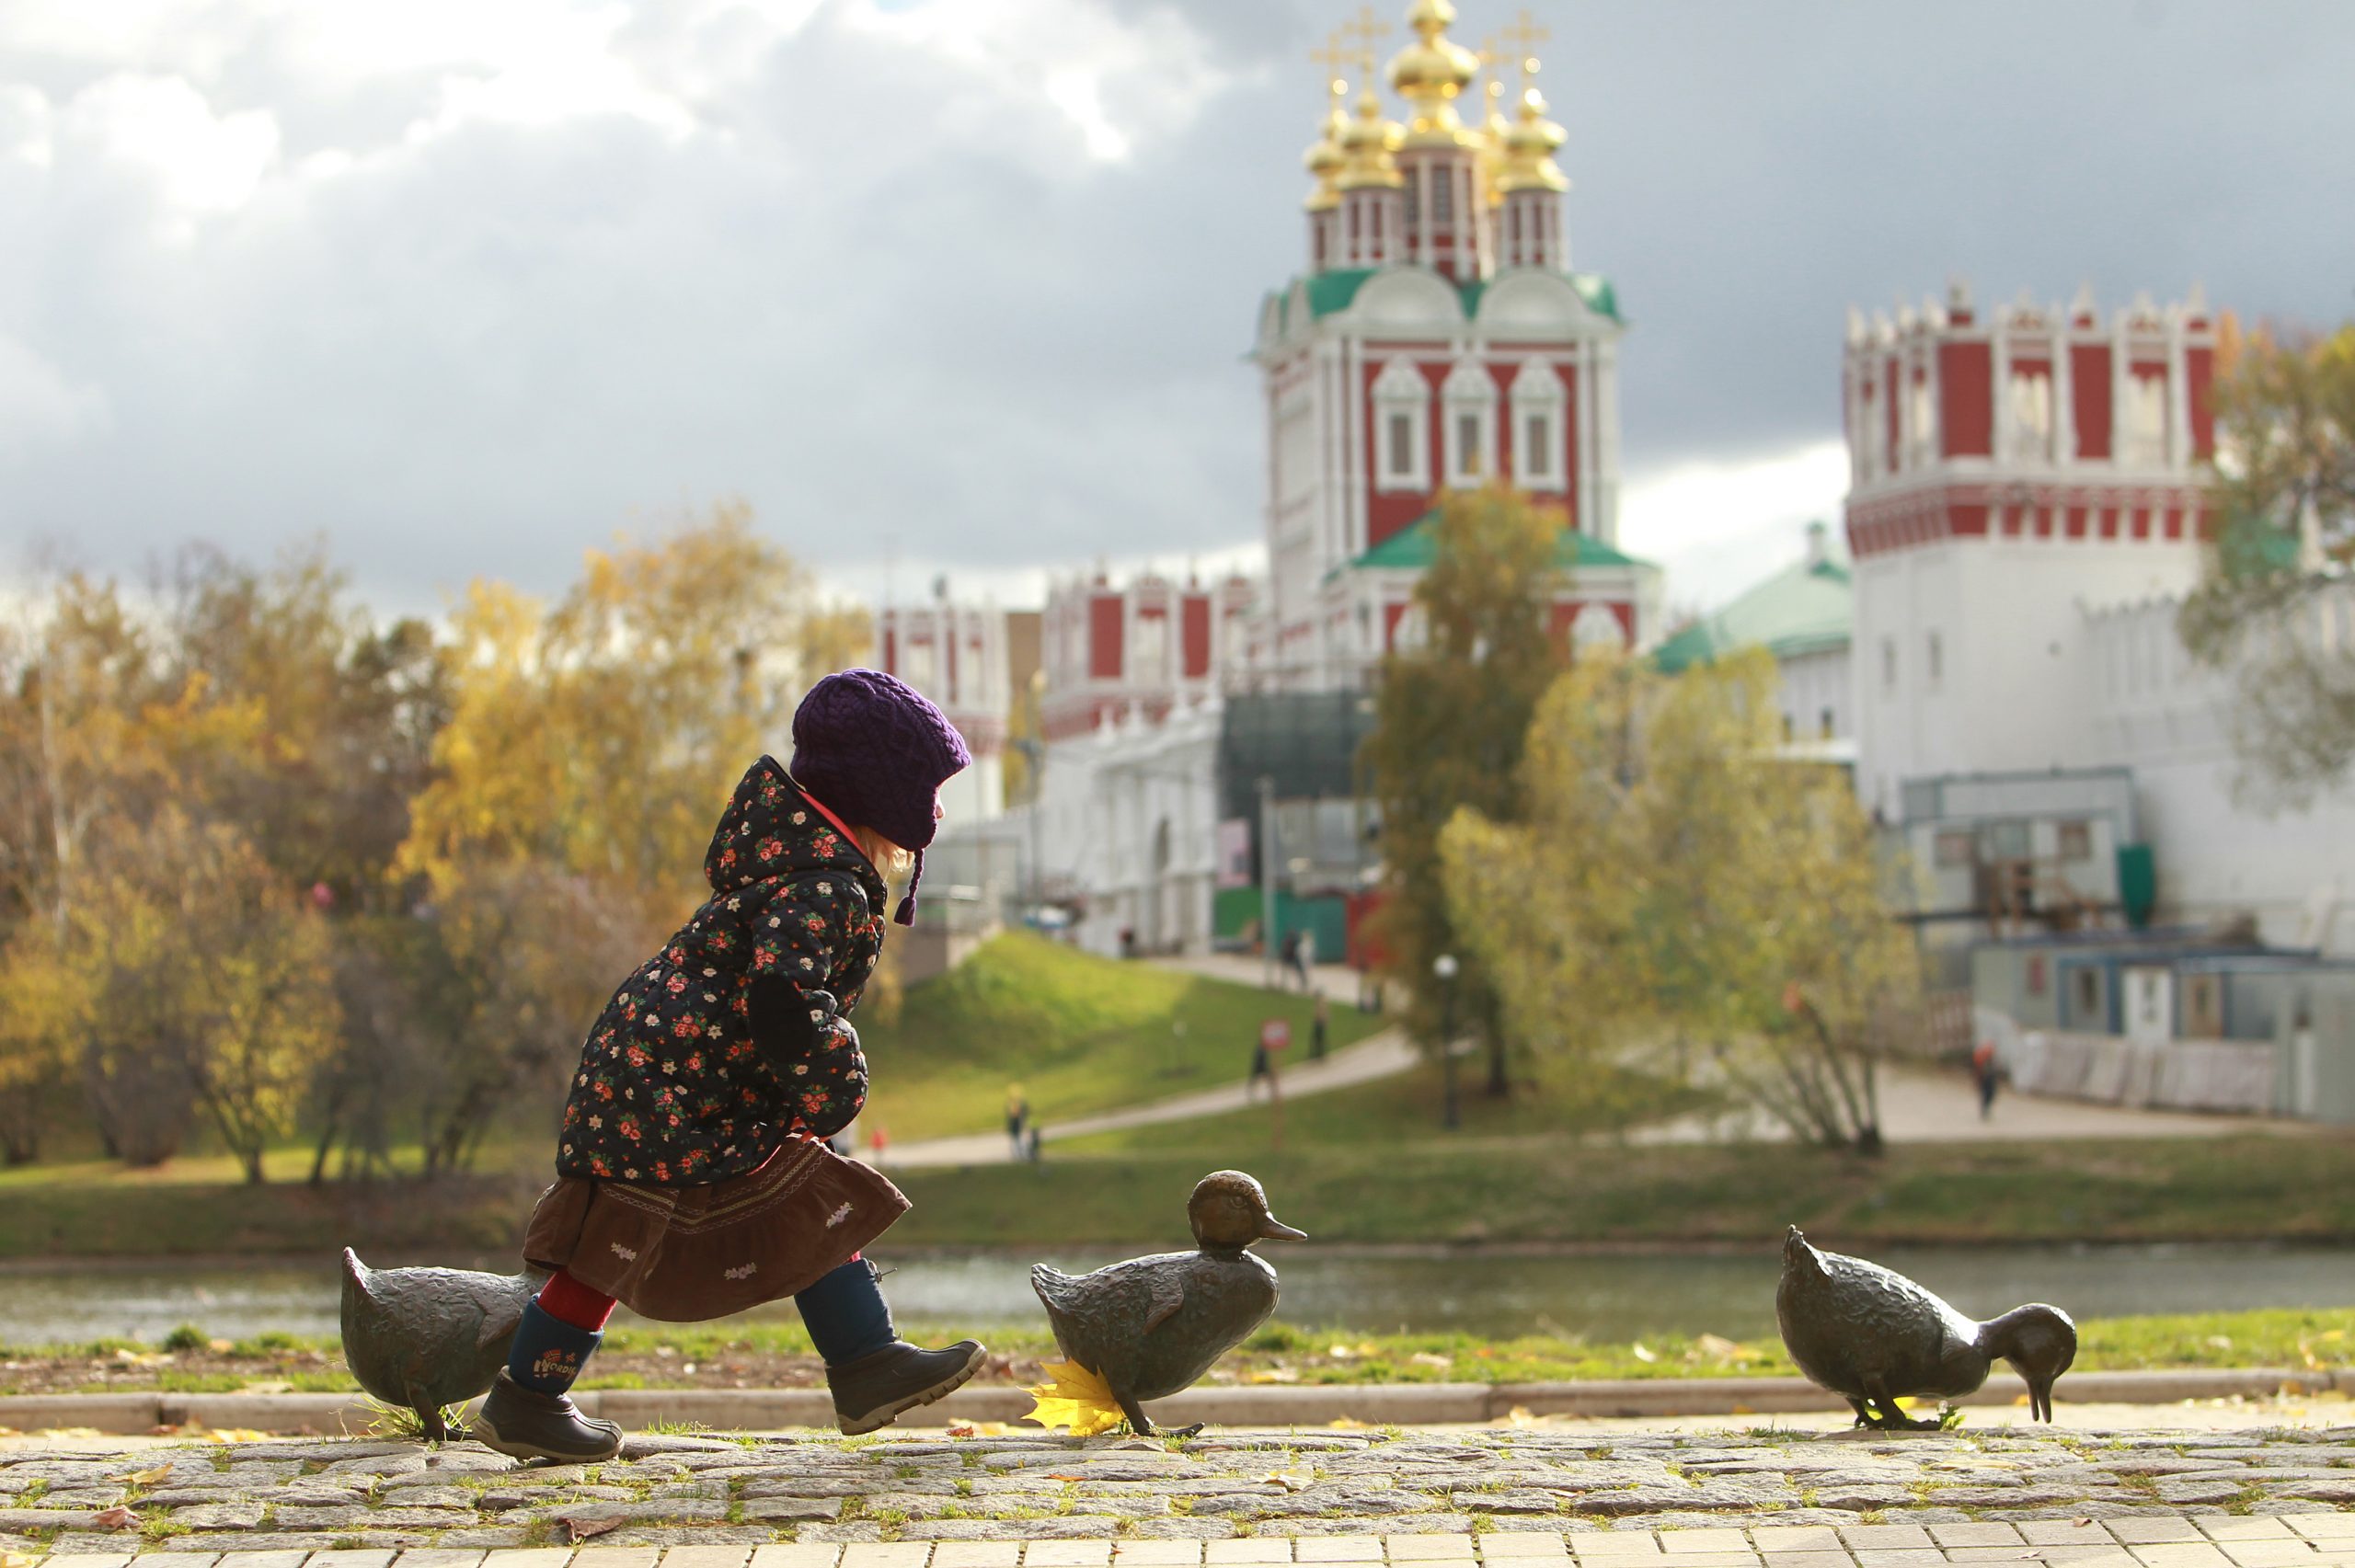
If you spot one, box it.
[1434,953,1460,1130]
[1258,774,1278,990]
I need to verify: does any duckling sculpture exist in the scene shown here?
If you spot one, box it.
[340,1249,546,1442]
[1030,1170,1306,1436]
[1776,1225,2076,1430]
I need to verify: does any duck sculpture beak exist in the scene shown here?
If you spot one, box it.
[1257,1214,1308,1242]
[2023,1370,2055,1424]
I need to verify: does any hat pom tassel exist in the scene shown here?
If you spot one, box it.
[893,848,925,927]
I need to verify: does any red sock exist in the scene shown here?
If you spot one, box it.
[537,1269,618,1331]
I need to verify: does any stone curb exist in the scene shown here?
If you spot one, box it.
[0,1367,2331,1436]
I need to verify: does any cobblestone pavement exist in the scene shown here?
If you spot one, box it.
[5,1425,2355,1562]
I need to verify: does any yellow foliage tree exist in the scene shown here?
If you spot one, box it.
[71,813,342,1181]
[399,503,867,922]
[1440,647,1918,1150]
[0,931,78,1164]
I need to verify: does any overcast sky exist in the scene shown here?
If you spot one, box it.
[3,0,2350,621]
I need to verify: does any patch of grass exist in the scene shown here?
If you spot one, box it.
[884,1132,2355,1250]
[1058,1059,1717,1157]
[856,932,1384,1140]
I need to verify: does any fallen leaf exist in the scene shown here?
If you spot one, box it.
[1630,1343,1658,1364]
[1327,1343,1357,1360]
[32,1427,102,1438]
[564,1516,625,1543]
[946,1420,1008,1439]
[206,1428,271,1443]
[1729,1404,1755,1416]
[1497,1405,1551,1428]
[113,1464,174,1486]
[90,1506,136,1530]
[1246,1367,1299,1384]
[1261,1470,1315,1492]
[207,1338,234,1354]
[1694,1333,1749,1361]
[2205,1335,2233,1351]
[1022,1359,1127,1437]
[238,1380,294,1395]
[1045,1474,1087,1482]
[2073,1518,2094,1528]
[1327,1416,1369,1430]
[1409,1352,1453,1370]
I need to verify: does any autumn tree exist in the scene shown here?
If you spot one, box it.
[1361,486,1568,1104]
[400,503,867,919]
[2178,324,2355,807]
[0,931,77,1163]
[1441,647,1917,1150]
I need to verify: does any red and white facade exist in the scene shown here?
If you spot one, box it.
[1252,3,1658,692]
[1844,282,2220,822]
[1037,571,1258,742]
[873,601,1012,823]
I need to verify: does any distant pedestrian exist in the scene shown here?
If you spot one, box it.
[1297,929,1316,987]
[1026,1124,1043,1163]
[868,1123,890,1165]
[1278,931,1300,990]
[1310,992,1329,1061]
[1246,1035,1275,1102]
[1005,1084,1029,1160]
[1971,1038,1999,1120]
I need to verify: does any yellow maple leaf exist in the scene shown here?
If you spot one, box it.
[206,1428,271,1444]
[114,1464,174,1485]
[1022,1359,1126,1437]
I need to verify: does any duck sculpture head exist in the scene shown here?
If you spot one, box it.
[1776,1225,2077,1429]
[1189,1170,1308,1253]
[1979,1302,2077,1423]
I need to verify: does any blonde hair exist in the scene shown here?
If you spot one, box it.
[851,825,914,890]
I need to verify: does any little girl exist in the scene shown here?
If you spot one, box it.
[476,670,979,1462]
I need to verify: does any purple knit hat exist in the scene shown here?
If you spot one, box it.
[789,669,971,926]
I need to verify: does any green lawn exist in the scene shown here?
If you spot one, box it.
[1053,1059,1718,1156]
[10,1133,2355,1261]
[883,1132,2355,1250]
[10,1307,2355,1392]
[857,933,1384,1141]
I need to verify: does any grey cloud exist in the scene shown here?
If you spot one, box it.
[2,0,2351,614]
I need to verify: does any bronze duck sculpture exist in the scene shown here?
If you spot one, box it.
[1031,1170,1306,1436]
[341,1249,546,1442]
[1776,1225,2076,1429]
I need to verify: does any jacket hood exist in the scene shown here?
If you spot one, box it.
[704,756,888,905]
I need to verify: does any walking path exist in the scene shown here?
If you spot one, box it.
[6,1423,2355,1561]
[882,1033,1416,1168]
[882,952,2291,1166]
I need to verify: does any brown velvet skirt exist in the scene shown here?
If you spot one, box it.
[520,1138,909,1322]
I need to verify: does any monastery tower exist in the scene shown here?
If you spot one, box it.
[1251,3,1659,692]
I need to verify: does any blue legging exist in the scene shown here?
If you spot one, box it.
[796,1255,895,1366]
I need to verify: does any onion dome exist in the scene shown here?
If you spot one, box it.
[1386,0,1481,147]
[1335,86,1404,189]
[1303,77,1350,212]
[1497,86,1569,193]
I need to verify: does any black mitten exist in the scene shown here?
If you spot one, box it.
[749,979,837,1057]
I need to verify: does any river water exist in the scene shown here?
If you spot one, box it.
[3,1242,2350,1346]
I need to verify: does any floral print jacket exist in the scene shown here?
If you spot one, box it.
[556,757,889,1185]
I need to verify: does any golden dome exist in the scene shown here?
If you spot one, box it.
[1385,0,1481,148]
[1497,86,1568,194]
[1303,76,1350,211]
[1335,86,1404,189]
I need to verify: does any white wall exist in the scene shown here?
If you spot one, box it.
[1776,646,1854,746]
[1034,700,1223,956]
[2084,592,2355,954]
[1855,538,2200,820]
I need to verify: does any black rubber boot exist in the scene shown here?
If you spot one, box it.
[827,1339,987,1436]
[473,1368,625,1463]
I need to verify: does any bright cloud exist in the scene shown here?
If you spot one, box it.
[1619,440,1852,613]
[0,336,110,460]
[62,73,280,218]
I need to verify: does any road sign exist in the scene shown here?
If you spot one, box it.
[1260,1019,1292,1052]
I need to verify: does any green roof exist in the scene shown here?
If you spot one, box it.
[1270,267,1624,337]
[1344,509,1648,574]
[1653,532,1853,674]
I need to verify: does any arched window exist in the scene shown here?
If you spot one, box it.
[1442,359,1495,488]
[1509,359,1567,494]
[1373,359,1430,493]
